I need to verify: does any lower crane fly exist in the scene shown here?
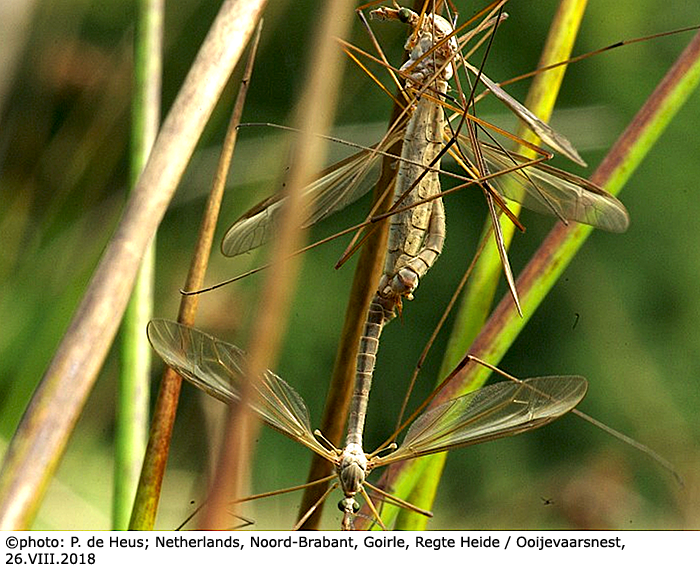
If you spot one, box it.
[148,319,587,530]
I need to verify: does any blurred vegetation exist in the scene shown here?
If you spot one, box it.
[1,0,699,530]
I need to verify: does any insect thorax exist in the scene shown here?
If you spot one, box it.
[338,442,368,495]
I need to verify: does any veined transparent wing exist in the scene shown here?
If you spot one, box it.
[456,138,630,233]
[147,319,332,460]
[221,130,403,257]
[372,376,587,467]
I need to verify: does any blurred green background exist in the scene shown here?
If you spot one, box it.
[1,0,698,530]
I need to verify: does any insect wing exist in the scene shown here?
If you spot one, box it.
[147,319,331,459]
[458,138,630,232]
[221,136,398,257]
[374,376,587,467]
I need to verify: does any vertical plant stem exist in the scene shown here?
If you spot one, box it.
[129,21,264,531]
[113,0,164,531]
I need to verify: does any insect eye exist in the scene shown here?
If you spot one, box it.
[398,7,411,23]
[337,500,361,513]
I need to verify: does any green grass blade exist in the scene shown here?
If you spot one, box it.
[113,0,163,531]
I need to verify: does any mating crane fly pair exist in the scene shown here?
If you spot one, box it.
[149,2,629,529]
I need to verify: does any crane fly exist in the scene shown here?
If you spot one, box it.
[197,2,623,528]
[148,318,587,530]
